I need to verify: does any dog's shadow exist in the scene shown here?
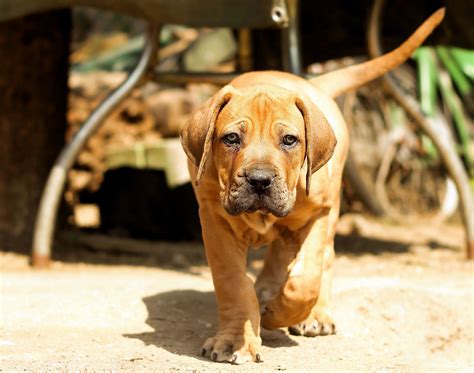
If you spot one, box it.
[124,289,297,360]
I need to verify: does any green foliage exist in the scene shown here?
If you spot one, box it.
[413,47,473,178]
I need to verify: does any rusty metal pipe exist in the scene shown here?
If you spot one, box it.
[31,24,161,267]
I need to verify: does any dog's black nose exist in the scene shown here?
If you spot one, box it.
[246,169,274,192]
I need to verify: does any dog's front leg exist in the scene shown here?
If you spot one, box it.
[261,214,328,329]
[199,209,262,364]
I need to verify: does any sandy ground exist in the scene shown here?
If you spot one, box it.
[1,215,473,371]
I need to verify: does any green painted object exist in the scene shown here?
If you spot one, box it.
[450,47,474,81]
[105,138,190,188]
[414,46,473,176]
[436,46,471,96]
[413,47,438,117]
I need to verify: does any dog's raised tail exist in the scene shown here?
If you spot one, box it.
[310,8,445,98]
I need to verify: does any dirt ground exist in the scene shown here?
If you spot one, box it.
[1,214,473,371]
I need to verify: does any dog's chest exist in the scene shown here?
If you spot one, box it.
[239,213,279,248]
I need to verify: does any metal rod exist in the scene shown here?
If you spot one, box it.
[238,28,253,72]
[151,72,240,85]
[281,0,302,75]
[31,24,161,267]
[368,0,474,258]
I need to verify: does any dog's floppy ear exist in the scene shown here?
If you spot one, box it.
[181,85,236,185]
[295,94,337,195]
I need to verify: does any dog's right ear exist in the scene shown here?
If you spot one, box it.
[295,94,337,195]
[181,85,236,185]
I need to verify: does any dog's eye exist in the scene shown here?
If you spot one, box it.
[222,133,241,145]
[282,135,298,147]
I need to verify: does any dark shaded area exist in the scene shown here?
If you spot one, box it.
[124,290,297,361]
[86,167,201,241]
[0,10,71,254]
[47,224,457,270]
[53,232,210,269]
[335,233,410,255]
[253,0,472,71]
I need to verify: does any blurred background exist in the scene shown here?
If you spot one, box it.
[0,0,472,257]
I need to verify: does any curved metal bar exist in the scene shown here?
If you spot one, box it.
[31,24,161,267]
[0,0,285,29]
[368,0,474,258]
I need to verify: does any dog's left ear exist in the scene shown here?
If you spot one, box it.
[181,85,236,185]
[295,95,337,195]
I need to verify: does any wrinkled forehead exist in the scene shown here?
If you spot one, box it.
[217,85,304,129]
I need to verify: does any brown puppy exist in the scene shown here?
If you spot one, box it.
[181,9,444,364]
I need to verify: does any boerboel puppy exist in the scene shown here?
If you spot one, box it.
[181,9,444,364]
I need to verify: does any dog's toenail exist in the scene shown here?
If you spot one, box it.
[211,352,217,361]
[200,348,206,357]
[321,323,331,335]
[288,326,302,336]
[256,353,262,362]
[231,354,237,364]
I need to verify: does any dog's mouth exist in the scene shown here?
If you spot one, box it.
[239,195,274,215]
[223,185,295,218]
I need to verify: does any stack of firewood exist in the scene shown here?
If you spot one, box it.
[66,72,219,197]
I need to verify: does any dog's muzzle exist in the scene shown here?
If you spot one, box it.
[223,167,295,217]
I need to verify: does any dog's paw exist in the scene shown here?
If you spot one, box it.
[288,312,336,337]
[200,333,262,364]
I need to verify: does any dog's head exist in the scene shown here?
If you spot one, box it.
[181,84,336,217]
